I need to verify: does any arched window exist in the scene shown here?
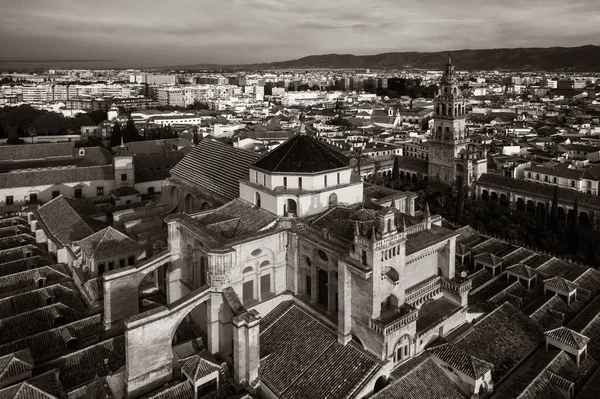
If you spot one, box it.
[255,192,261,208]
[243,266,254,274]
[328,193,338,207]
[387,219,392,233]
[128,256,135,266]
[260,260,271,268]
[251,248,262,256]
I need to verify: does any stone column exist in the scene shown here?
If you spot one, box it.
[337,262,352,345]
[287,232,299,293]
[207,292,222,354]
[103,268,141,331]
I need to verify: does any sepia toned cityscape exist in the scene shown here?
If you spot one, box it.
[1,1,600,398]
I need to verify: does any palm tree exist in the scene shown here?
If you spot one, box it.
[351,147,366,179]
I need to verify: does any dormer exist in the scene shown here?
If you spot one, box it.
[544,327,590,366]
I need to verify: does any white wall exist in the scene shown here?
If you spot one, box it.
[0,179,115,206]
[249,168,352,191]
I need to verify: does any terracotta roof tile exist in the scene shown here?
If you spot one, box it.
[544,326,590,349]
[543,276,579,292]
[427,343,493,379]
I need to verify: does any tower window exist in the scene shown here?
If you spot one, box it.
[337,173,340,185]
[324,175,328,187]
[97,187,104,196]
[283,176,287,189]
[299,177,303,190]
[121,173,127,182]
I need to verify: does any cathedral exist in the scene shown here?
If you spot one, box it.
[100,124,477,398]
[428,56,487,187]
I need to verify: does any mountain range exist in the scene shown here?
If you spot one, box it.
[163,45,600,71]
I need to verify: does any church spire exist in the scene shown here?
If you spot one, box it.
[447,53,452,66]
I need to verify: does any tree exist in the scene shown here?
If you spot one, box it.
[7,127,24,145]
[455,178,465,225]
[111,123,123,147]
[122,117,140,143]
[569,199,579,254]
[549,185,559,227]
[350,147,366,178]
[392,156,400,182]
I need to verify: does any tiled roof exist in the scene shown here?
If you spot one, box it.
[0,142,75,161]
[0,282,83,319]
[66,377,113,399]
[506,264,537,278]
[76,227,141,259]
[190,199,278,242]
[140,380,193,399]
[543,276,578,292]
[0,349,33,384]
[454,302,544,380]
[113,145,130,158]
[544,326,590,349]
[179,353,221,382]
[171,139,260,202]
[259,301,381,399]
[373,357,466,399]
[405,226,458,256]
[0,315,104,365]
[526,165,584,180]
[474,252,503,266]
[0,166,114,190]
[0,265,71,300]
[427,343,493,379]
[253,134,349,173]
[477,173,600,210]
[0,369,63,399]
[36,196,106,248]
[109,186,139,197]
[37,335,126,390]
[391,156,428,174]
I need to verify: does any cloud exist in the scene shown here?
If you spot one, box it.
[0,0,598,66]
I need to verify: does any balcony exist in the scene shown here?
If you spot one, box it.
[369,303,418,335]
[405,276,441,306]
[441,276,472,294]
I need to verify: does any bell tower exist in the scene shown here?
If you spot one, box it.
[428,55,469,183]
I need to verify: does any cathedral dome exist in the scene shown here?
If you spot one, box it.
[252,134,349,174]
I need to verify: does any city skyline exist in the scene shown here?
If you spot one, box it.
[1,0,599,68]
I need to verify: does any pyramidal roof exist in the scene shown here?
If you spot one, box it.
[252,134,349,173]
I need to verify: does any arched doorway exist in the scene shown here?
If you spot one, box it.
[491,192,498,203]
[381,294,399,313]
[558,207,566,221]
[328,193,338,207]
[516,198,525,211]
[482,190,489,201]
[374,376,388,393]
[500,194,508,207]
[526,200,535,214]
[98,263,106,276]
[400,171,405,181]
[200,202,210,211]
[579,212,590,227]
[285,199,297,217]
[537,202,546,215]
[411,173,417,183]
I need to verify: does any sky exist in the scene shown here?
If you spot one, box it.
[0,0,599,68]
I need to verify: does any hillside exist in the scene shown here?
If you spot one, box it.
[164,45,600,71]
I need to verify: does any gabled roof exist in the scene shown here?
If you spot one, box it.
[252,134,349,173]
[543,276,579,292]
[76,227,141,259]
[474,252,503,266]
[0,369,63,399]
[35,196,106,248]
[544,326,590,349]
[0,349,33,384]
[179,353,221,382]
[427,343,493,379]
[506,263,537,279]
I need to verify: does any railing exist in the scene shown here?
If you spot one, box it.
[441,277,472,294]
[405,276,441,303]
[369,309,418,335]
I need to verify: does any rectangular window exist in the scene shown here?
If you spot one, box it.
[97,186,104,196]
[6,196,13,205]
[74,188,82,199]
[306,275,311,296]
[283,176,287,189]
[337,173,340,185]
[263,174,266,186]
[298,177,302,190]
[243,280,254,303]
[571,181,575,187]
[260,274,271,297]
[121,173,127,182]
[52,191,60,198]
[255,171,258,183]
[324,175,328,187]
[29,193,38,203]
